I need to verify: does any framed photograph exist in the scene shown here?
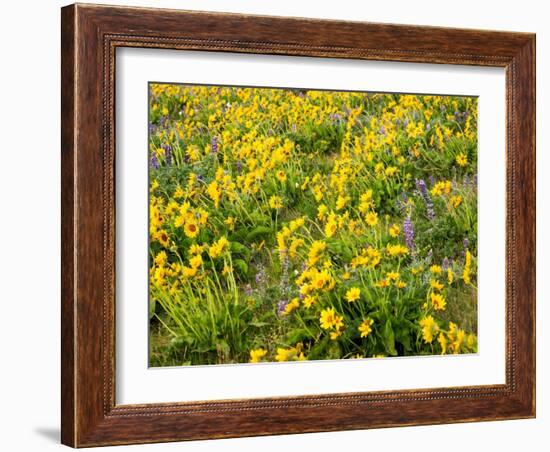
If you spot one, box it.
[61,3,535,447]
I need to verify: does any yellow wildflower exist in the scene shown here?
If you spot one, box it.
[358,318,374,338]
[303,295,316,308]
[154,251,167,267]
[269,195,283,209]
[325,216,338,238]
[456,152,468,167]
[365,211,378,226]
[345,287,361,303]
[182,266,197,278]
[336,195,350,210]
[389,224,400,237]
[431,292,446,311]
[430,279,444,291]
[274,170,286,183]
[155,230,170,247]
[206,181,222,207]
[447,269,454,284]
[449,195,462,208]
[249,348,267,363]
[307,240,326,267]
[209,236,229,258]
[319,307,338,330]
[438,332,448,354]
[387,271,400,281]
[430,265,442,275]
[189,254,203,270]
[224,216,236,230]
[317,204,328,220]
[284,298,300,315]
[184,220,200,238]
[419,316,438,343]
[386,244,409,257]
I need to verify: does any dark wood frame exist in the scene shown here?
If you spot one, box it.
[61,3,536,447]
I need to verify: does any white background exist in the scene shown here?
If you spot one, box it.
[0,0,546,451]
[117,49,505,404]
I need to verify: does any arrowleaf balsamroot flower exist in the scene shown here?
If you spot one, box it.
[249,348,267,363]
[431,292,447,311]
[358,318,374,338]
[345,287,361,303]
[456,152,468,167]
[419,316,438,343]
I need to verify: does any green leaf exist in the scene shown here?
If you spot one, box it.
[232,259,249,277]
[249,212,271,225]
[286,328,313,343]
[382,321,397,356]
[246,226,272,242]
[396,328,412,352]
[230,241,251,259]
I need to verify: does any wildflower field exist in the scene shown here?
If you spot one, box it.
[148,83,478,366]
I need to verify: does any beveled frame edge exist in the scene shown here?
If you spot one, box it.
[61,3,535,447]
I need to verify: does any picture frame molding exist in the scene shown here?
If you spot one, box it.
[61,3,535,447]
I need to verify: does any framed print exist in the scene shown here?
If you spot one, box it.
[61,3,536,447]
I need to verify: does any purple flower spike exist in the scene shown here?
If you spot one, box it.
[162,144,172,166]
[404,215,415,251]
[255,267,266,285]
[442,257,450,271]
[415,179,435,220]
[211,136,218,154]
[150,152,159,170]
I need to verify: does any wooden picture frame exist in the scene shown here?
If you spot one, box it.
[61,3,535,447]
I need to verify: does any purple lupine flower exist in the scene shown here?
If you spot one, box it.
[463,238,470,250]
[472,174,478,187]
[379,125,386,135]
[236,160,243,173]
[428,175,436,186]
[415,179,435,220]
[255,267,266,285]
[404,215,415,251]
[150,152,159,170]
[162,144,172,166]
[442,257,450,271]
[211,136,218,154]
[244,284,254,297]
